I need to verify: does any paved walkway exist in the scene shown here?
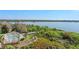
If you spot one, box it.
[15,36,38,48]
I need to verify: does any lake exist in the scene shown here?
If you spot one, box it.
[21,22,79,32]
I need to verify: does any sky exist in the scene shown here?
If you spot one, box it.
[0,10,79,20]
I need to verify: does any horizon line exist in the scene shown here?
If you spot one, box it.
[0,19,79,22]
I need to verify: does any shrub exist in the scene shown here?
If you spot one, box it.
[1,22,12,33]
[5,45,15,49]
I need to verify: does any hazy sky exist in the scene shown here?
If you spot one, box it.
[0,10,79,20]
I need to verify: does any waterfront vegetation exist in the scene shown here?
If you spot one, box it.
[0,22,79,49]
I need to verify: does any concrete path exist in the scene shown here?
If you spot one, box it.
[15,36,38,48]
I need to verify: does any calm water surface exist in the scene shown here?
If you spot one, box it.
[13,22,79,32]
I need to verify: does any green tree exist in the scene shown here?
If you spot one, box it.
[1,22,12,33]
[14,23,27,33]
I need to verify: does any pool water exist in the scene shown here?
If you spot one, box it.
[4,32,22,43]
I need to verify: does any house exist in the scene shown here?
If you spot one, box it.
[2,32,24,44]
